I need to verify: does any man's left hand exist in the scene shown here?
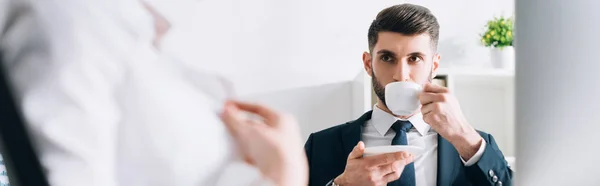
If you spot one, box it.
[419,83,483,160]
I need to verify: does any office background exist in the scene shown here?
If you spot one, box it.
[158,0,516,158]
[159,0,515,154]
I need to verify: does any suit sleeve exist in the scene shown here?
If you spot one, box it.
[464,133,514,186]
[304,133,317,186]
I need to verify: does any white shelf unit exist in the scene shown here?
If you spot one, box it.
[351,67,516,159]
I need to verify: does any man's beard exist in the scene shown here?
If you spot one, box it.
[371,67,434,108]
[372,69,388,108]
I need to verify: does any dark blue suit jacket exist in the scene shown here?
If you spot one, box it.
[304,111,513,186]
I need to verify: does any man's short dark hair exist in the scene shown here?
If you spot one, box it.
[367,4,440,52]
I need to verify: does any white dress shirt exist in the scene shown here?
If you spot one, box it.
[362,106,486,186]
[0,0,267,185]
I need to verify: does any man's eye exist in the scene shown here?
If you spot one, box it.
[381,55,393,62]
[409,56,422,63]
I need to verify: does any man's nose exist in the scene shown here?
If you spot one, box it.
[392,62,410,81]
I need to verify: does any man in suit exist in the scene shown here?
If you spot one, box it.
[304,4,513,186]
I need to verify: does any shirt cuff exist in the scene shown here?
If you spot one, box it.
[460,138,487,166]
[326,179,335,186]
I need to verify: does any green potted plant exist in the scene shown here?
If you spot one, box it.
[481,16,514,69]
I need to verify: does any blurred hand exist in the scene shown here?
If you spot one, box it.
[419,83,482,160]
[221,100,308,186]
[334,141,414,186]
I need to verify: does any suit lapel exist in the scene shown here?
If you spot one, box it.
[436,135,461,186]
[341,111,372,156]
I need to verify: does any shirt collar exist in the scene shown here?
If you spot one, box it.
[371,105,431,136]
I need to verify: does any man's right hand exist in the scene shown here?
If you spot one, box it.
[334,141,414,186]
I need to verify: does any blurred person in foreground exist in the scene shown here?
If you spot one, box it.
[0,0,307,185]
[304,4,513,186]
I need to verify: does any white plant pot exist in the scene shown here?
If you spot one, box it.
[490,46,515,69]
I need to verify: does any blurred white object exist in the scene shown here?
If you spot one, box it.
[0,0,265,185]
[516,0,600,185]
[363,145,425,157]
[0,154,8,185]
[490,46,514,70]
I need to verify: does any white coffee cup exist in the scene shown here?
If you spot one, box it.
[384,81,423,116]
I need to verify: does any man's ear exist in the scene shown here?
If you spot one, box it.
[363,51,373,76]
[431,53,441,78]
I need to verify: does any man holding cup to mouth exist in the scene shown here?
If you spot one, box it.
[304,4,513,186]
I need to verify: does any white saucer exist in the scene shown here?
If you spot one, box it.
[364,145,425,157]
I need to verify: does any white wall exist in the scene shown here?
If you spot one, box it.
[240,81,355,139]
[161,0,392,96]
[158,0,511,95]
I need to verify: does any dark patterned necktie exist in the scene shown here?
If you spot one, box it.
[388,120,416,186]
